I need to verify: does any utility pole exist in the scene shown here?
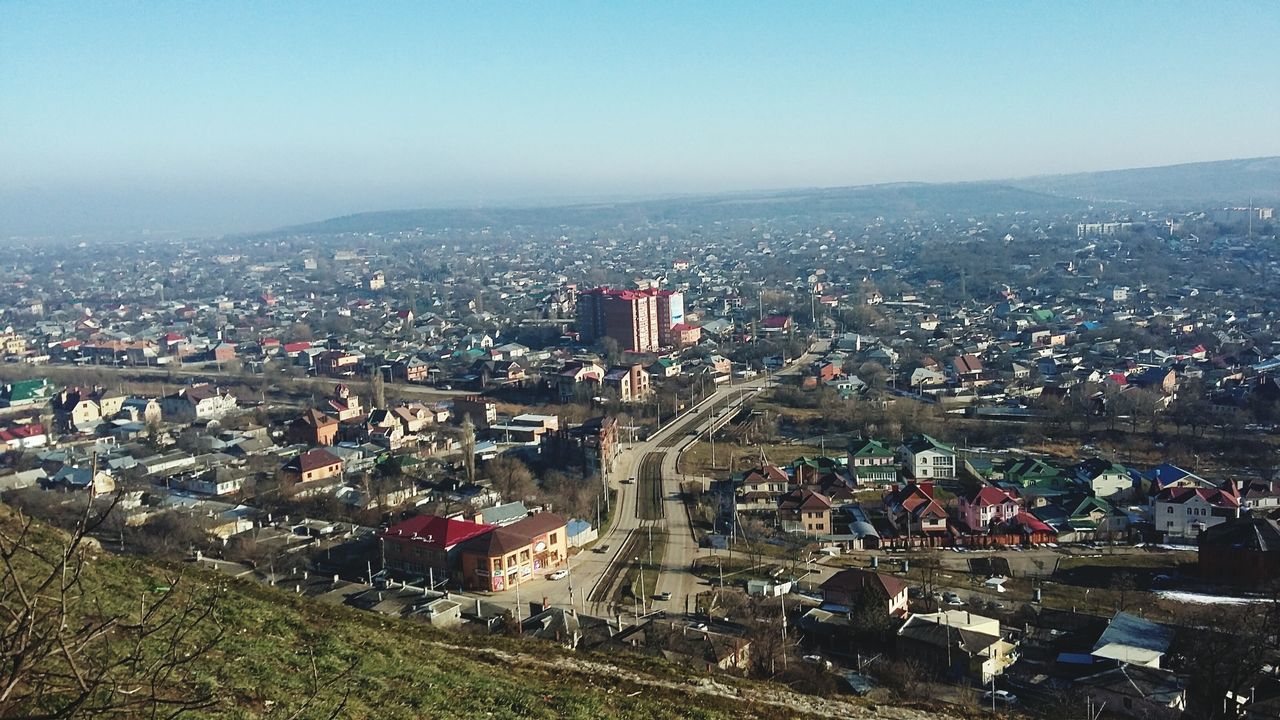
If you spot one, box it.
[515,575,523,633]
[708,394,716,469]
[780,588,788,670]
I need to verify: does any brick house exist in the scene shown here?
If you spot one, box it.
[381,515,495,586]
[454,395,497,428]
[287,408,339,446]
[778,488,832,535]
[282,448,344,483]
[459,513,568,592]
[819,568,909,617]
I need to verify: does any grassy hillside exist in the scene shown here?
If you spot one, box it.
[0,504,955,719]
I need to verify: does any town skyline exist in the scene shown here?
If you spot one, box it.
[4,2,1280,236]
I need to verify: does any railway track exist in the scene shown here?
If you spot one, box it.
[586,528,640,604]
[636,451,665,520]
[657,404,717,448]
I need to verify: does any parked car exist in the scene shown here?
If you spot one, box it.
[982,690,1018,706]
[653,591,672,601]
[548,569,568,580]
[802,655,832,670]
[943,592,964,606]
[593,544,610,554]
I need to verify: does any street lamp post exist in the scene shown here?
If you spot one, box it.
[635,556,645,619]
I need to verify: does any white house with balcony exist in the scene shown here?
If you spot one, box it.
[899,434,956,480]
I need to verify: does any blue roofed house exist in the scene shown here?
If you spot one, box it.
[1142,463,1215,495]
[566,519,598,548]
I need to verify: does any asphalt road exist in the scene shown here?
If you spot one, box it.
[454,345,825,619]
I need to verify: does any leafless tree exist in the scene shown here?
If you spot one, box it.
[460,415,476,485]
[485,456,536,502]
[369,371,386,409]
[0,498,224,718]
[1174,596,1280,719]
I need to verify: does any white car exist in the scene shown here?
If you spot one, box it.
[548,569,568,580]
[982,690,1018,706]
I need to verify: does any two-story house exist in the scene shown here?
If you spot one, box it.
[899,434,957,480]
[819,568,909,618]
[160,384,238,423]
[1152,483,1240,541]
[287,408,339,446]
[1074,458,1132,499]
[883,482,950,538]
[731,465,791,513]
[846,437,897,485]
[778,488,832,535]
[51,387,101,433]
[959,486,1021,532]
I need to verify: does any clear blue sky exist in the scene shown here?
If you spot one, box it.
[3,1,1279,235]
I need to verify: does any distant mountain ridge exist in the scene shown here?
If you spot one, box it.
[265,156,1280,237]
[1006,156,1280,206]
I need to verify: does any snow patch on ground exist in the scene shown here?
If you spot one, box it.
[1156,590,1270,605]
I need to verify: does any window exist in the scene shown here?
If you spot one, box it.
[1167,506,1174,514]
[550,533,558,545]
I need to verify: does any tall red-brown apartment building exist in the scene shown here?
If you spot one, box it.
[576,287,683,352]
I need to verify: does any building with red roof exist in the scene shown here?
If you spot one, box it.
[1152,482,1240,541]
[761,314,792,333]
[820,568,909,617]
[457,512,567,591]
[778,488,832,536]
[958,486,1022,532]
[380,515,495,585]
[281,447,343,483]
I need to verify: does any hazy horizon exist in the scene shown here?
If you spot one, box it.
[3,2,1279,237]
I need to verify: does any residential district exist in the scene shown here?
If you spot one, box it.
[2,200,1280,718]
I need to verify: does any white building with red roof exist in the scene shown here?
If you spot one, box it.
[958,486,1021,532]
[1152,483,1241,541]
